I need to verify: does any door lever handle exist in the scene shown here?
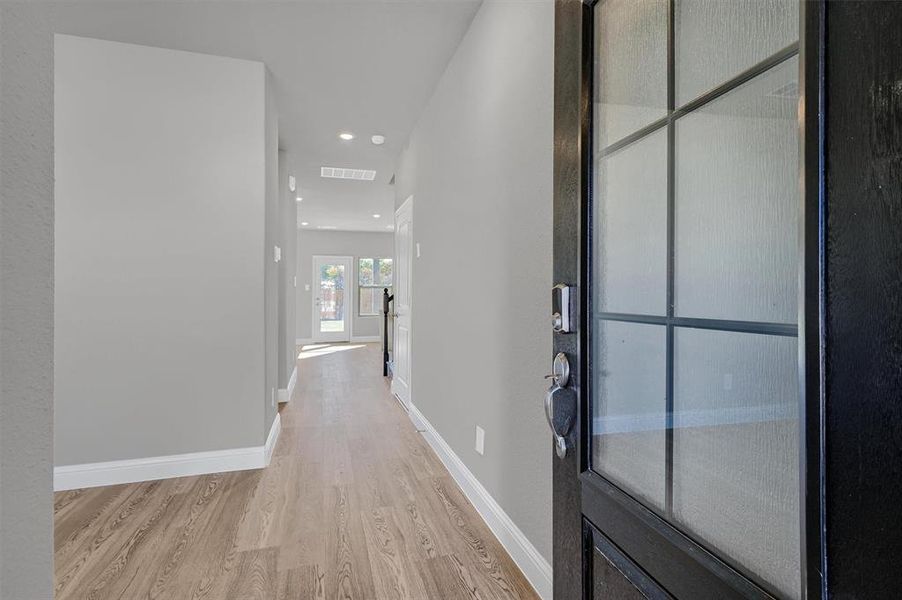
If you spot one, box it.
[545,383,572,459]
[544,352,573,458]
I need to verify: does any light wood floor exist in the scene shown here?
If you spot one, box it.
[54,342,538,600]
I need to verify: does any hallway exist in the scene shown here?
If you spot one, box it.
[53,343,538,599]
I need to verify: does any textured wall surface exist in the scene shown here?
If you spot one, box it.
[0,5,54,598]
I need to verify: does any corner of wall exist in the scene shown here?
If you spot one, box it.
[0,4,55,596]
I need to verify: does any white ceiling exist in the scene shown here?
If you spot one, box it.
[50,0,482,232]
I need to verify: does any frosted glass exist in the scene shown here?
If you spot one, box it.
[595,0,668,147]
[591,321,666,510]
[675,0,798,104]
[674,57,798,323]
[595,130,667,315]
[672,328,800,599]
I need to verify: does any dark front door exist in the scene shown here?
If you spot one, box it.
[550,1,826,598]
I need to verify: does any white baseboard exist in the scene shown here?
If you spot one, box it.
[407,403,552,600]
[281,367,298,403]
[408,400,426,429]
[350,335,381,343]
[54,413,283,491]
[264,412,281,465]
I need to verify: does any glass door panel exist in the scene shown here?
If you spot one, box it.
[592,320,667,511]
[313,256,351,342]
[674,0,799,105]
[589,0,801,596]
[672,327,800,598]
[595,130,668,315]
[319,264,346,333]
[674,57,799,323]
[594,0,668,147]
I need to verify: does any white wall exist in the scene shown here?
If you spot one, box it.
[263,68,281,437]
[54,35,271,466]
[278,151,298,388]
[0,6,54,596]
[394,0,554,562]
[296,230,394,341]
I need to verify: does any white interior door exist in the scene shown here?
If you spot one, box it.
[312,255,352,343]
[391,197,413,409]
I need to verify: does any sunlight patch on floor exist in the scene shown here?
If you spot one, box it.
[300,343,331,351]
[298,343,366,359]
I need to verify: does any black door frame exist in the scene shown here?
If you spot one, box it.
[552,0,827,597]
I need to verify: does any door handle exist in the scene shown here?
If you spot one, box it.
[545,352,573,459]
[545,384,572,459]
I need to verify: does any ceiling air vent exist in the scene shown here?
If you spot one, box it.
[321,166,377,181]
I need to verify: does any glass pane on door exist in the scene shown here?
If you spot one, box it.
[589,0,801,596]
[594,0,668,147]
[592,321,666,511]
[595,130,667,316]
[674,0,799,104]
[672,328,800,598]
[318,263,346,334]
[674,56,799,324]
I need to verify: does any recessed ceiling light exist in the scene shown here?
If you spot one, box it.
[385,225,394,229]
[296,196,303,202]
[371,135,385,145]
[338,132,355,141]
[321,166,376,181]
[372,214,381,218]
[300,222,309,226]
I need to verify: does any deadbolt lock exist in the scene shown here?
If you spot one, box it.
[552,284,572,333]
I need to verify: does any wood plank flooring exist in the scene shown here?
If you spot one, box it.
[54,342,539,600]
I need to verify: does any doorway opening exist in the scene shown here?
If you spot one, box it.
[311,255,353,343]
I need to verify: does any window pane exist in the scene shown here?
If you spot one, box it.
[595,0,668,147]
[359,286,391,317]
[591,320,667,511]
[675,0,798,105]
[360,287,375,316]
[376,258,393,286]
[674,57,798,323]
[672,327,800,598]
[318,264,346,333]
[595,129,667,315]
[359,258,374,286]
